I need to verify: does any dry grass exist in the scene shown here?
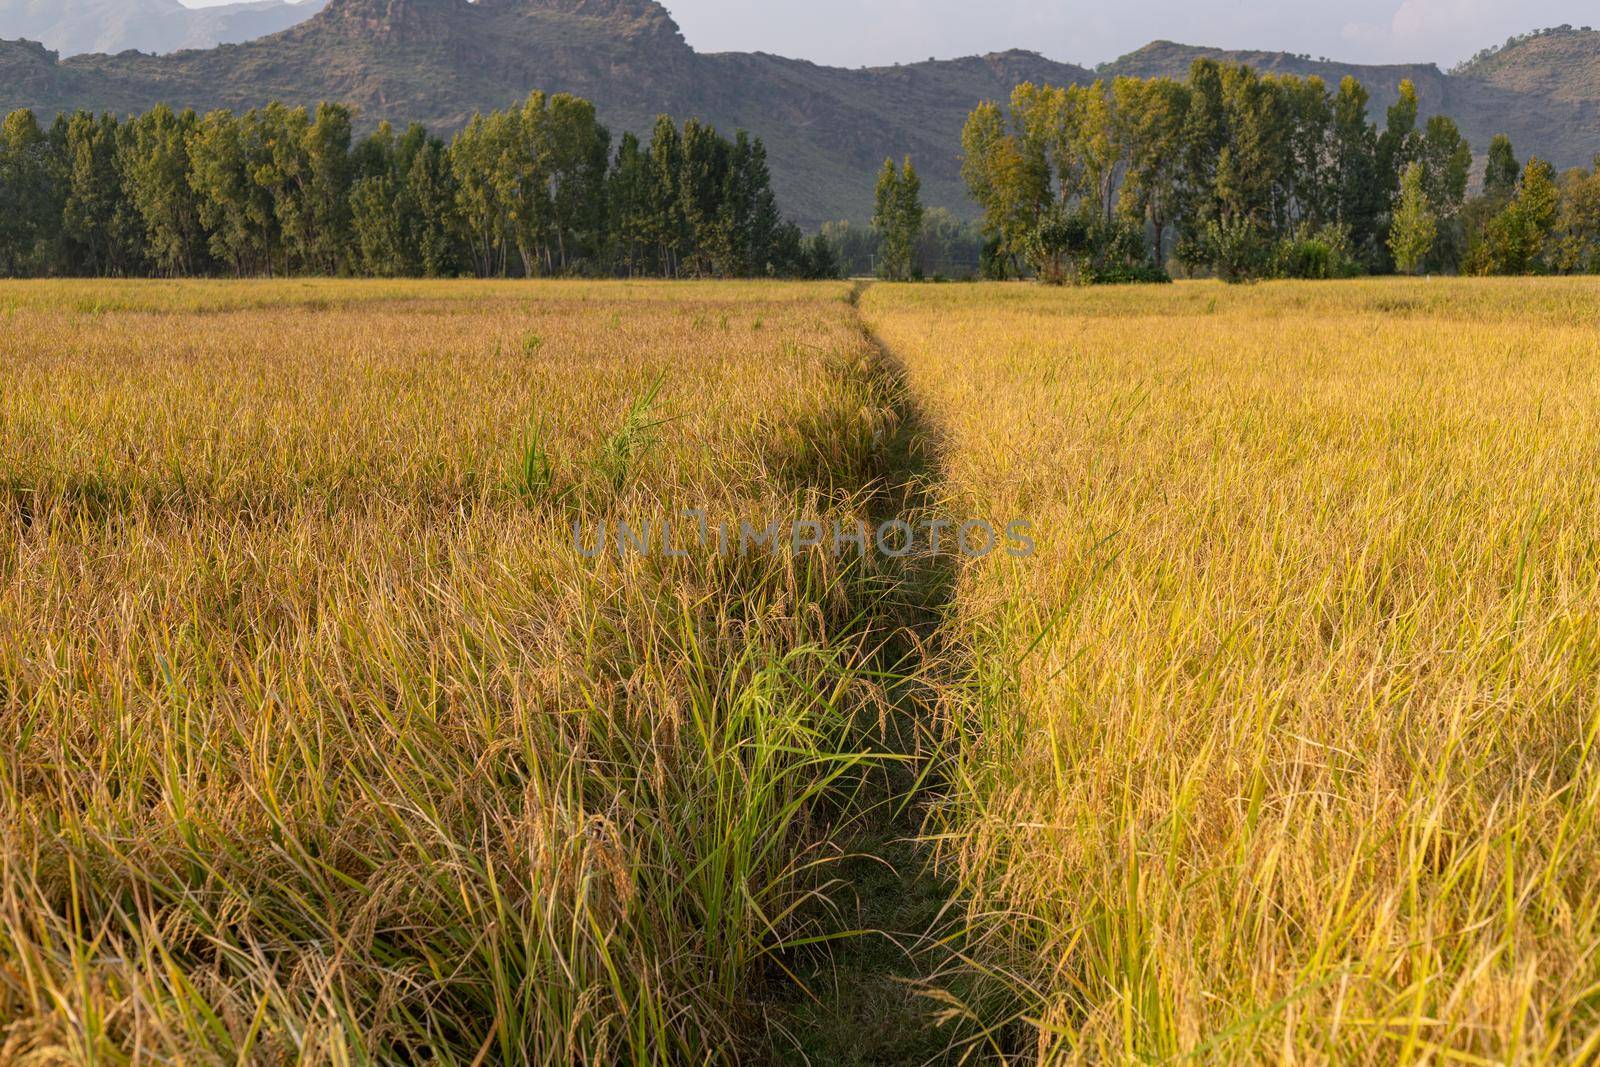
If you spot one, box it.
[10,275,1600,1064]
[863,277,1600,1064]
[0,280,912,1063]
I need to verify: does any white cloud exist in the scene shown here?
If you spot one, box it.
[1391,0,1496,39]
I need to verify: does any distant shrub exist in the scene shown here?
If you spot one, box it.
[1201,218,1274,284]
[1087,263,1173,285]
[1273,223,1363,280]
[1025,207,1157,286]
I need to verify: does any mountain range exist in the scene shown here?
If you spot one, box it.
[2,1,1598,226]
[0,0,326,57]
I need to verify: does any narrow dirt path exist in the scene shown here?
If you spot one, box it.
[760,283,981,1065]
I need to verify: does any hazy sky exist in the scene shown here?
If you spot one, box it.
[180,0,1596,70]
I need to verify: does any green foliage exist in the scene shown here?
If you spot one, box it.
[512,415,558,504]
[188,107,267,275]
[959,63,1420,283]
[818,220,876,277]
[1377,79,1420,203]
[1024,201,1091,284]
[800,232,841,279]
[0,93,819,280]
[1330,76,1385,266]
[1023,202,1154,285]
[872,157,924,280]
[1389,162,1438,275]
[813,210,985,280]
[596,373,670,493]
[959,95,1048,275]
[1419,116,1472,217]
[1199,216,1273,283]
[915,207,985,277]
[60,111,139,276]
[1114,75,1190,268]
[607,130,654,275]
[1484,135,1522,200]
[303,103,354,275]
[1087,261,1174,285]
[1412,115,1474,271]
[449,92,612,278]
[949,63,1600,284]
[1550,166,1600,273]
[1272,223,1362,280]
[1468,158,1561,275]
[0,108,62,276]
[120,105,205,278]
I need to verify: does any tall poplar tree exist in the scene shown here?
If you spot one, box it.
[873,156,922,281]
[1389,161,1437,275]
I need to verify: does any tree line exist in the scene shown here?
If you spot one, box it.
[815,210,985,281]
[960,59,1600,282]
[0,92,840,280]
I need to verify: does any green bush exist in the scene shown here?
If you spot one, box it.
[1273,223,1363,280]
[1088,263,1173,285]
[1205,218,1274,283]
[1024,207,1157,286]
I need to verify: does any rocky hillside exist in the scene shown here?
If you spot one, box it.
[2,2,1597,223]
[0,0,325,57]
[1454,26,1600,105]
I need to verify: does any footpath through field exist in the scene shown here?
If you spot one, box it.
[760,281,993,1064]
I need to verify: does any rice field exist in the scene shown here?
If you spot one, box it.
[0,280,918,1063]
[4,276,1600,1063]
[862,277,1600,1064]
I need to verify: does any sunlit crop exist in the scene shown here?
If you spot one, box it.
[0,279,910,1063]
[864,277,1600,1064]
[8,275,1600,1064]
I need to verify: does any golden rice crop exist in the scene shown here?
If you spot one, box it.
[11,274,1600,1065]
[863,277,1600,1064]
[0,279,913,1063]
